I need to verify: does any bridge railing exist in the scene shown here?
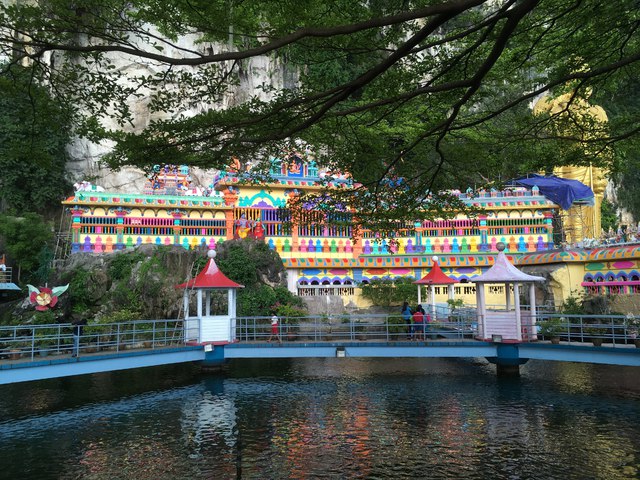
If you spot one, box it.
[0,319,198,361]
[533,313,640,346]
[0,267,12,283]
[235,314,479,342]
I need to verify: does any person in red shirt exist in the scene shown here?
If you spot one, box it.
[412,305,425,340]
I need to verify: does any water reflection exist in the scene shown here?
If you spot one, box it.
[0,359,639,479]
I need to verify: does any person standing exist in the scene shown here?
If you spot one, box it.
[412,305,425,340]
[71,318,87,357]
[401,302,413,339]
[268,314,280,342]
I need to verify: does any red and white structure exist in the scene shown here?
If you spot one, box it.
[472,243,544,342]
[413,256,457,319]
[177,250,243,343]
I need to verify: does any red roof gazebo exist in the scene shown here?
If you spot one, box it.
[177,250,243,344]
[413,256,457,319]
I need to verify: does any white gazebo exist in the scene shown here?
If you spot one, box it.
[472,243,545,342]
[413,256,457,320]
[176,250,244,344]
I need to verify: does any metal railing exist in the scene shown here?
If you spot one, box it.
[0,319,198,361]
[0,267,13,283]
[529,313,640,347]
[297,285,356,297]
[235,314,478,343]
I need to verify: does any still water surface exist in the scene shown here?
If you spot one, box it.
[1,358,639,479]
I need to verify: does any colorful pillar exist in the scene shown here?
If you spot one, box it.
[171,213,182,246]
[70,208,84,253]
[478,215,489,252]
[114,212,127,250]
[543,212,554,249]
[223,189,239,240]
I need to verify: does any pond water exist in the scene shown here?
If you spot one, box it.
[1,358,639,479]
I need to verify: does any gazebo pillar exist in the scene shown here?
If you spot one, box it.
[417,285,422,305]
[448,285,454,301]
[197,289,203,317]
[529,283,538,340]
[505,282,511,311]
[514,283,522,341]
[430,284,436,319]
[205,291,211,316]
[183,290,189,319]
[476,285,486,338]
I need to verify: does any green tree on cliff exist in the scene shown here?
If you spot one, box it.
[0,213,53,283]
[1,0,639,229]
[0,65,72,214]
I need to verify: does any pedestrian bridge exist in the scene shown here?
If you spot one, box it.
[1,314,640,384]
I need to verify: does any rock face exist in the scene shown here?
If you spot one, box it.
[53,245,204,322]
[67,36,295,190]
[0,239,295,325]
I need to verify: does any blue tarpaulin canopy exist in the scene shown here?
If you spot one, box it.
[512,174,594,210]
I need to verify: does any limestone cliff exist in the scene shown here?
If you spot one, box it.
[66,35,295,192]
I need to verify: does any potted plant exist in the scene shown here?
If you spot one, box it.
[585,324,607,346]
[447,299,464,322]
[276,305,307,341]
[625,314,640,348]
[537,317,564,344]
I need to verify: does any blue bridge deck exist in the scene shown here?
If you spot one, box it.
[2,338,640,385]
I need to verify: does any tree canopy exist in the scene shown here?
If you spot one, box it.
[1,0,639,228]
[0,65,72,214]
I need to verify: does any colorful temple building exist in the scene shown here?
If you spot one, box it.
[61,159,640,311]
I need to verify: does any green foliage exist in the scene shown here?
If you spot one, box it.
[360,277,416,307]
[215,240,303,317]
[108,252,145,280]
[66,268,93,313]
[560,290,587,315]
[387,315,408,336]
[0,213,54,281]
[600,198,619,234]
[3,1,639,232]
[275,304,307,320]
[217,243,262,288]
[447,299,464,311]
[33,245,54,285]
[98,308,143,323]
[0,64,72,214]
[110,281,142,314]
[537,317,564,337]
[237,284,276,317]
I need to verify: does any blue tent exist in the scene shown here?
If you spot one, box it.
[512,174,594,210]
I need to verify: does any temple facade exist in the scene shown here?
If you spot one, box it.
[61,159,640,310]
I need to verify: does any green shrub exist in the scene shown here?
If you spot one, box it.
[360,277,417,307]
[537,317,564,337]
[108,252,145,280]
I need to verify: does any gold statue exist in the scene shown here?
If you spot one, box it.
[533,88,609,244]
